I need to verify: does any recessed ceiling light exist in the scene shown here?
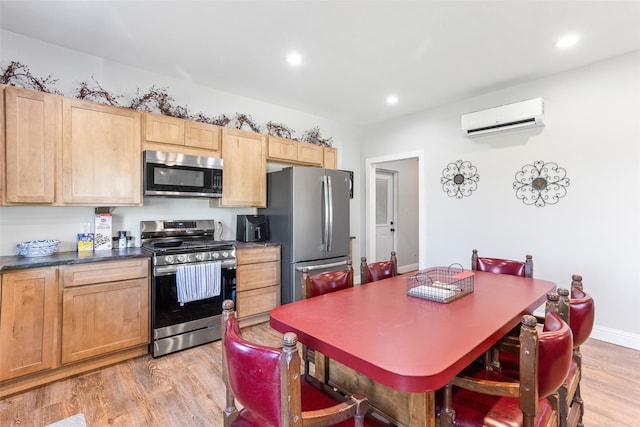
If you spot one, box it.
[286,52,302,65]
[555,34,580,49]
[386,95,399,105]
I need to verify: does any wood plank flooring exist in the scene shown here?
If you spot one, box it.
[1,323,638,426]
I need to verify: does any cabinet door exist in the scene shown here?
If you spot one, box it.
[61,98,142,205]
[324,147,337,169]
[144,112,185,145]
[186,121,221,152]
[267,136,297,162]
[61,277,150,364]
[4,86,60,204]
[0,267,58,380]
[221,128,266,207]
[297,141,324,166]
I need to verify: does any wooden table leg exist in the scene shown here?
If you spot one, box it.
[409,391,436,427]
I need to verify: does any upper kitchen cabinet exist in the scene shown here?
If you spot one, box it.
[143,112,221,156]
[220,128,266,207]
[267,136,324,167]
[324,147,338,170]
[61,98,142,206]
[3,86,61,204]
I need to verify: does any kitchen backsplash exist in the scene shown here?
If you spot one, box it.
[0,198,256,257]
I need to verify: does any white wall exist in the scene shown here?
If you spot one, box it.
[361,51,640,349]
[0,31,363,260]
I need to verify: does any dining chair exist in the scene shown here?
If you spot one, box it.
[221,299,374,427]
[438,311,573,427]
[359,251,398,284]
[471,248,533,278]
[300,261,354,383]
[492,277,595,427]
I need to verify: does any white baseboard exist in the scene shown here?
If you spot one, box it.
[398,263,419,274]
[589,325,640,350]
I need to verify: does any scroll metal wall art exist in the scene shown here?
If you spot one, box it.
[440,160,479,199]
[513,160,570,207]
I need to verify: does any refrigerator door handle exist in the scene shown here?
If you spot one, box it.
[323,175,330,252]
[295,260,349,272]
[327,175,333,252]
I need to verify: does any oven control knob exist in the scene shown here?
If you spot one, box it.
[177,254,187,263]
[212,252,220,259]
[195,253,203,261]
[164,255,175,264]
[222,251,229,258]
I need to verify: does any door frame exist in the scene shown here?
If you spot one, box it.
[365,150,426,267]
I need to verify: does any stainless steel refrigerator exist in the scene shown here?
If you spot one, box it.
[259,166,351,304]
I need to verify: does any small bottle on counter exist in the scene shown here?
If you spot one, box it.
[127,235,135,248]
[118,231,127,249]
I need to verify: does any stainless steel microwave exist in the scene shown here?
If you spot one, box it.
[143,150,223,198]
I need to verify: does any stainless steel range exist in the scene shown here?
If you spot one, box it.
[141,219,236,357]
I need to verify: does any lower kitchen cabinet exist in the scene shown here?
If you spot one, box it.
[235,245,281,327]
[0,266,59,381]
[61,259,150,364]
[0,258,150,398]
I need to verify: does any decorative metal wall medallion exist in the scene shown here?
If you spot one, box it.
[513,160,570,207]
[440,160,479,198]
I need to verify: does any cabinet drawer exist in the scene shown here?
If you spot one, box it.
[62,259,149,287]
[236,246,280,264]
[236,261,279,292]
[237,286,280,319]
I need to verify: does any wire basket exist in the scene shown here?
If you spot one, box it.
[406,264,474,303]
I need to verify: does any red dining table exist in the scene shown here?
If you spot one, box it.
[269,269,556,427]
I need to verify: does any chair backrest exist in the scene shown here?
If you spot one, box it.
[569,286,595,348]
[221,299,368,427]
[535,311,574,398]
[471,249,533,278]
[360,251,398,284]
[302,261,353,298]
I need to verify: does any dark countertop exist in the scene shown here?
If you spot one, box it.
[0,248,152,272]
[0,241,281,272]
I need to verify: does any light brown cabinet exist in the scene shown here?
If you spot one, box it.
[235,246,281,327]
[61,98,142,205]
[0,258,150,398]
[61,259,150,364]
[220,128,267,207]
[3,86,61,204]
[0,267,59,381]
[324,147,338,169]
[267,136,324,166]
[142,112,221,156]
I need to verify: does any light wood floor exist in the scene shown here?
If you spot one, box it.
[1,323,639,426]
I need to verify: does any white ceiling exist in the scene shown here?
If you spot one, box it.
[2,1,640,125]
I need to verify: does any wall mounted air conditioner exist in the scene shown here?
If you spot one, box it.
[461,98,545,137]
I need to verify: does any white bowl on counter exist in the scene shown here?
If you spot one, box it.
[16,239,61,257]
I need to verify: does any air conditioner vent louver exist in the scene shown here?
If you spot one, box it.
[461,98,545,137]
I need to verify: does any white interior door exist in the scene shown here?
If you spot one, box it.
[375,170,396,261]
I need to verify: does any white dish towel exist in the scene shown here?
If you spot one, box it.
[176,261,222,305]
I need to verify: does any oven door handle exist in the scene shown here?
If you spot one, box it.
[154,260,236,276]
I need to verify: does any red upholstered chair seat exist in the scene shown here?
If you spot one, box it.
[449,370,555,427]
